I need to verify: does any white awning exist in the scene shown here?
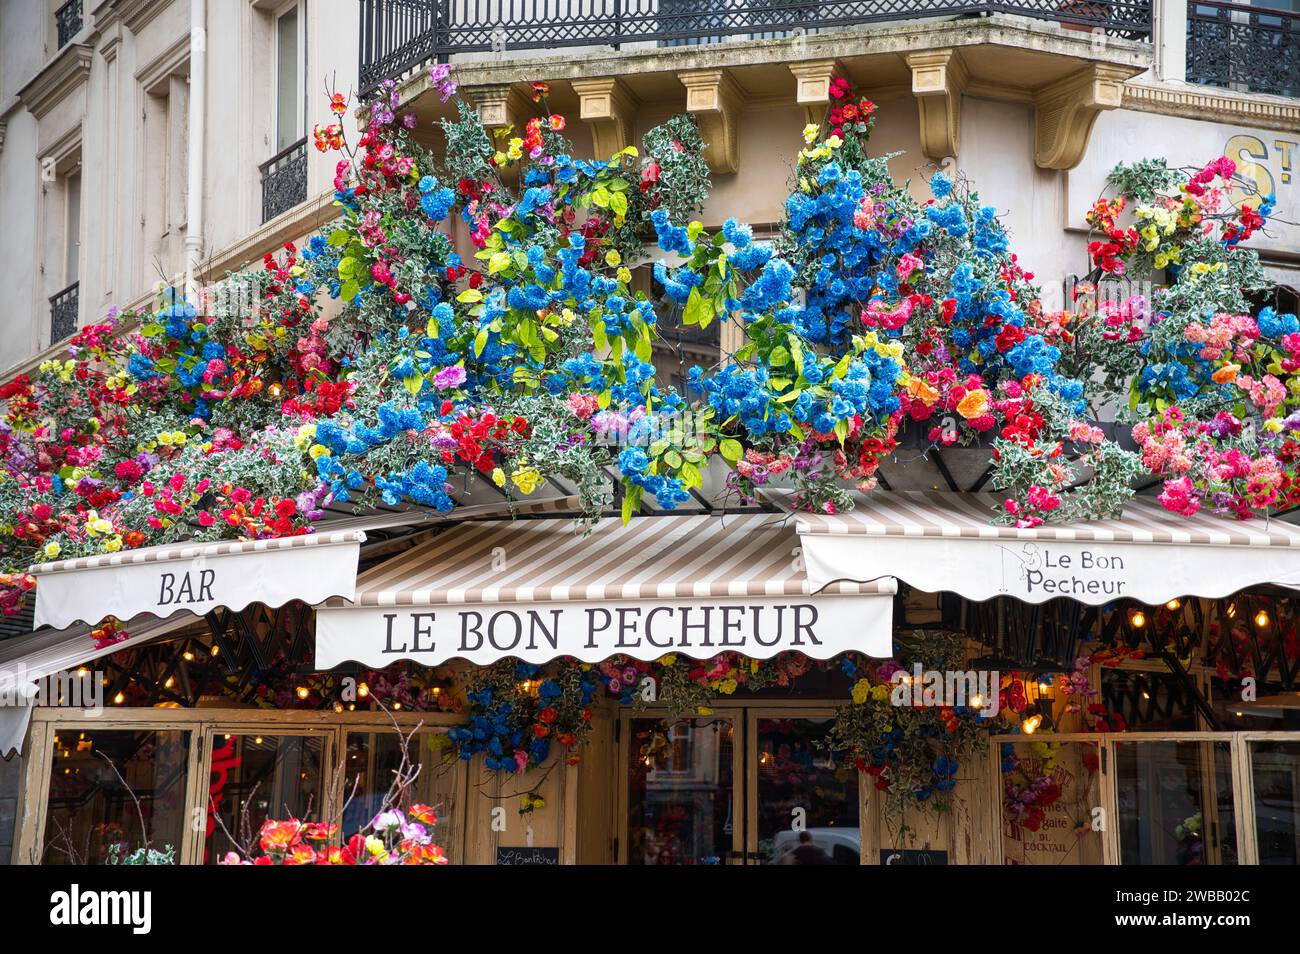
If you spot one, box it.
[26,495,583,631]
[0,613,196,757]
[316,513,896,669]
[29,530,367,630]
[786,491,1300,605]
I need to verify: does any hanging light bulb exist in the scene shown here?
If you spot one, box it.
[182,651,195,662]
[1255,609,1271,629]
[164,676,175,689]
[357,682,370,698]
[210,644,220,656]
[970,693,985,710]
[113,692,125,705]
[1166,599,1181,611]
[1129,609,1147,629]
[296,686,310,700]
[1021,714,1043,734]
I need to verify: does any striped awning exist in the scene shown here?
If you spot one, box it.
[28,495,583,630]
[784,491,1300,605]
[315,514,896,668]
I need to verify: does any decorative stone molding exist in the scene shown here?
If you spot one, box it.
[905,49,966,164]
[677,69,743,174]
[1122,81,1300,134]
[788,59,842,127]
[1033,63,1132,170]
[463,83,527,133]
[570,77,639,161]
[17,44,93,121]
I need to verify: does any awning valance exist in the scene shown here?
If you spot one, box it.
[316,513,896,668]
[788,491,1300,606]
[29,530,367,630]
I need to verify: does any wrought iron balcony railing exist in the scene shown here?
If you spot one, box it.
[56,0,83,49]
[259,136,309,224]
[49,281,79,344]
[1187,1,1300,99]
[358,0,1154,96]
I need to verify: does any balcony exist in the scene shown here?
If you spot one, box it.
[358,0,1154,96]
[55,0,82,49]
[49,282,78,345]
[1187,1,1300,99]
[259,136,309,224]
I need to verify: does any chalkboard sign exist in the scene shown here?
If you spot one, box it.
[880,849,948,865]
[495,846,560,866]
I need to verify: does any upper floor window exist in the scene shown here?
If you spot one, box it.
[55,0,83,50]
[276,3,304,152]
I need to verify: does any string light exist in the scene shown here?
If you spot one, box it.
[182,651,195,662]
[113,692,124,705]
[164,676,175,689]
[296,686,310,700]
[1255,609,1270,629]
[357,682,369,698]
[1021,714,1042,734]
[1129,609,1147,629]
[210,644,220,656]
[1166,599,1181,611]
[970,693,985,710]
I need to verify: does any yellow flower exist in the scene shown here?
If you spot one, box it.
[870,684,891,702]
[825,135,842,150]
[104,536,123,553]
[43,542,61,560]
[802,123,820,144]
[605,249,621,267]
[308,443,330,460]
[492,468,506,488]
[696,705,714,716]
[851,678,872,705]
[657,654,677,666]
[511,465,544,496]
[718,678,738,694]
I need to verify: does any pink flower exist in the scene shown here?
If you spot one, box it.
[432,365,467,390]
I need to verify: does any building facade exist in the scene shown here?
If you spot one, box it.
[1,0,1299,866]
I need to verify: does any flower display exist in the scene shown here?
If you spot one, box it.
[0,70,1288,621]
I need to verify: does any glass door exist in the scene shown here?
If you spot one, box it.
[747,711,860,865]
[621,708,860,864]
[623,715,740,864]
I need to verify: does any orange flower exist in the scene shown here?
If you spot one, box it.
[956,388,990,420]
[1212,363,1240,385]
[408,803,437,825]
[907,376,940,406]
[258,819,302,853]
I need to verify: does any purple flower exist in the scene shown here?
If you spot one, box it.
[429,64,458,102]
[433,365,467,390]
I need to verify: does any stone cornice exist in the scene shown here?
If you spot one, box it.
[17,44,93,121]
[1122,81,1300,133]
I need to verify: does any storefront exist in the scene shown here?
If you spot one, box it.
[5,491,1300,866]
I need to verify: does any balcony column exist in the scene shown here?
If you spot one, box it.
[677,69,742,174]
[788,59,843,128]
[1153,0,1188,83]
[906,50,966,165]
[570,77,639,162]
[464,83,529,185]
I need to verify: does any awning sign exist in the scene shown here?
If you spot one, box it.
[316,590,894,668]
[30,531,365,629]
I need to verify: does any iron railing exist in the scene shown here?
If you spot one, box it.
[1187,1,1300,98]
[259,136,309,224]
[49,281,79,344]
[358,0,1154,96]
[56,0,83,48]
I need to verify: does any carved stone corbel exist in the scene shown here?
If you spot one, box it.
[677,68,742,174]
[906,49,966,165]
[788,59,842,128]
[570,77,639,162]
[1033,64,1131,170]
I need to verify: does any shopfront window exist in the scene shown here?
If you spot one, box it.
[755,716,859,865]
[626,716,735,864]
[1114,740,1237,864]
[341,730,460,859]
[42,728,190,865]
[203,733,325,864]
[1000,739,1104,864]
[1250,740,1300,864]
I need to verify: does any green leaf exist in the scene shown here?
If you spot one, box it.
[340,279,359,301]
[609,191,628,217]
[403,375,423,395]
[473,327,490,357]
[719,438,743,463]
[327,229,350,246]
[834,418,849,446]
[664,450,683,469]
[488,251,512,275]
[621,484,641,524]
[457,288,484,303]
[769,345,791,367]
